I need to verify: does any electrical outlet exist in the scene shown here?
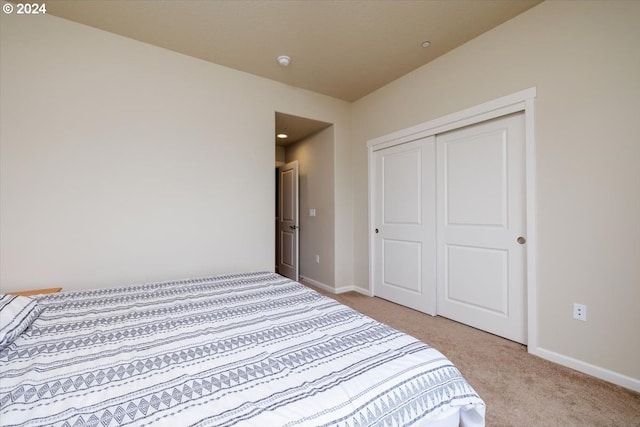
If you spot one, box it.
[315,255,320,264]
[573,303,587,321]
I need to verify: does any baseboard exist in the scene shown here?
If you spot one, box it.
[334,285,372,296]
[530,346,640,393]
[299,276,372,296]
[299,277,333,293]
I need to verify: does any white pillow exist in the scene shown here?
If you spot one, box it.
[0,294,43,349]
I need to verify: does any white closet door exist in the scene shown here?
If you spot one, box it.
[372,136,436,315]
[436,113,527,343]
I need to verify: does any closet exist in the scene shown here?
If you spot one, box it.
[368,89,535,344]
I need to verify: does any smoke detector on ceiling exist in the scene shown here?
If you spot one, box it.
[277,55,291,67]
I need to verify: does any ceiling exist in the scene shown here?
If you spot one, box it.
[44,0,542,142]
[275,112,332,146]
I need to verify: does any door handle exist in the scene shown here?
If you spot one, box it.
[517,236,526,244]
[375,228,379,234]
[289,225,299,230]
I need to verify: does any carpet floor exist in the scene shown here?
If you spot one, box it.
[310,286,640,427]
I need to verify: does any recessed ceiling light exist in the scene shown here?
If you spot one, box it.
[277,133,288,139]
[421,41,431,48]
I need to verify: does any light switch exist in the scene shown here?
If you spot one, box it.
[309,209,316,217]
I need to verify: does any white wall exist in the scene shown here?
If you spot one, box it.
[0,12,351,291]
[275,145,286,164]
[351,1,640,386]
[286,127,335,287]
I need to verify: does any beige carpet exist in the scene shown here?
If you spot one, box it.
[310,287,640,427]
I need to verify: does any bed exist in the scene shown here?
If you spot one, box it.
[0,272,485,426]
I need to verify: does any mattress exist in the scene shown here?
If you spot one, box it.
[0,272,485,426]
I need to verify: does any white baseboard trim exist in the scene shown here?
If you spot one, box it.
[530,346,640,393]
[298,277,333,293]
[299,277,372,296]
[334,285,372,296]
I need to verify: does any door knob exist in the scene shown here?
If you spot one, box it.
[517,236,526,244]
[375,228,379,234]
[289,225,298,230]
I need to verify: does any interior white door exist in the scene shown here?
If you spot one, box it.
[372,136,436,315]
[278,161,299,281]
[436,113,527,343]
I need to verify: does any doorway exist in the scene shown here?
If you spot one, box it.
[274,112,332,282]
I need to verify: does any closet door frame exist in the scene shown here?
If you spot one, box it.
[367,87,537,348]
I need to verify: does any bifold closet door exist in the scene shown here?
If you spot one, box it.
[372,136,436,315]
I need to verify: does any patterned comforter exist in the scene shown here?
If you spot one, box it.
[0,272,484,426]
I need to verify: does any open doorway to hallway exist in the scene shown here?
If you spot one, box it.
[274,112,333,285]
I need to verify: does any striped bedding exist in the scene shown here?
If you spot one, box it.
[0,272,485,426]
